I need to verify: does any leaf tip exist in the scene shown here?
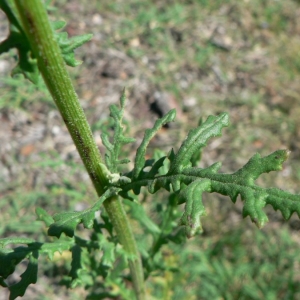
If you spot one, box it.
[168,108,177,122]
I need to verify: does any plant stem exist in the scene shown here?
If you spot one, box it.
[14,0,106,192]
[105,196,145,299]
[14,0,145,298]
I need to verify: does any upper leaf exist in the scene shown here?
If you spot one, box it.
[0,0,92,83]
[112,108,300,238]
[168,112,229,174]
[0,0,39,83]
[52,21,93,67]
[132,109,176,180]
[101,90,136,174]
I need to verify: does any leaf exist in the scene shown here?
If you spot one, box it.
[179,179,211,238]
[99,234,116,268]
[0,239,74,279]
[168,112,229,174]
[9,251,38,300]
[0,236,77,297]
[98,97,300,237]
[0,249,27,279]
[48,210,94,238]
[35,207,54,226]
[0,237,35,248]
[116,108,300,237]
[101,90,136,173]
[51,20,66,30]
[48,188,120,238]
[54,31,93,67]
[0,0,92,83]
[68,245,83,288]
[0,3,39,83]
[132,109,176,180]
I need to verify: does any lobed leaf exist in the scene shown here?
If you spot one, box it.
[9,251,38,300]
[101,90,136,173]
[179,179,211,238]
[99,234,116,268]
[168,112,229,174]
[0,0,92,83]
[132,109,176,180]
[0,249,27,279]
[0,0,39,81]
[115,108,300,237]
[179,149,297,235]
[0,239,74,299]
[48,188,120,238]
[55,31,93,67]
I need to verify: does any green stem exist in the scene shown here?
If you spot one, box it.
[13,0,144,298]
[14,0,106,191]
[105,196,145,299]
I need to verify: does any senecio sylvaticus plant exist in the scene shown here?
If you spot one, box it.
[1,1,300,300]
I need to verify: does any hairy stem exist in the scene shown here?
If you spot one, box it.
[13,0,144,298]
[14,0,106,191]
[105,196,145,299]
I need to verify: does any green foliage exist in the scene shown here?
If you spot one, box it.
[0,205,136,299]
[51,20,93,67]
[2,91,300,299]
[0,0,39,83]
[47,188,120,238]
[0,0,92,83]
[107,101,298,238]
[0,237,73,299]
[101,89,136,174]
[166,227,300,299]
[1,1,300,299]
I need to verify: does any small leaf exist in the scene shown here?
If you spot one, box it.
[35,207,54,226]
[51,20,66,30]
[58,33,93,67]
[0,1,92,83]
[48,210,95,238]
[101,90,136,174]
[48,188,119,238]
[132,109,176,180]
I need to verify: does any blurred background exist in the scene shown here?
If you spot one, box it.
[1,0,300,299]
